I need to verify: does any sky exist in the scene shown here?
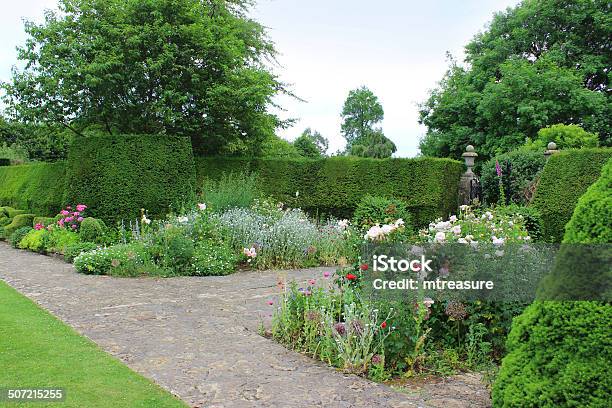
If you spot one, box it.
[0,0,521,157]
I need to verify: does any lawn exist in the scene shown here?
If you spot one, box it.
[0,281,187,408]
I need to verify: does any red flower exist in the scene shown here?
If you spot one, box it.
[346,273,357,281]
[381,321,387,329]
[360,264,369,271]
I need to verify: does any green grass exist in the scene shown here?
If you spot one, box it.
[0,281,187,408]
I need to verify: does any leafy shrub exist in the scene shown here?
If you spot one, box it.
[353,195,412,230]
[0,216,11,227]
[6,208,26,218]
[46,227,80,254]
[9,226,33,248]
[196,156,463,227]
[64,242,99,262]
[563,159,611,244]
[0,162,66,215]
[64,134,196,224]
[493,301,611,407]
[33,216,56,227]
[481,150,546,205]
[73,243,151,276]
[149,226,195,274]
[18,229,50,252]
[527,124,599,150]
[79,217,106,243]
[201,172,261,212]
[496,204,543,242]
[3,214,35,238]
[532,148,612,242]
[191,241,239,276]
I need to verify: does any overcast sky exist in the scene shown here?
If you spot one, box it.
[0,0,520,156]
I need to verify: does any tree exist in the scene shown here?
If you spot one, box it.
[2,0,289,156]
[340,86,395,158]
[419,0,611,161]
[293,128,328,157]
[526,124,599,151]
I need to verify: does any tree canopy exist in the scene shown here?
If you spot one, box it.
[293,128,328,157]
[2,0,289,156]
[340,86,396,158]
[419,0,611,161]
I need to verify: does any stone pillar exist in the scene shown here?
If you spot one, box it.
[458,145,478,205]
[544,142,559,159]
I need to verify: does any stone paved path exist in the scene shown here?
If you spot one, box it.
[0,243,491,407]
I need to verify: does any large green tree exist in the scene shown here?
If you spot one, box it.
[419,0,611,161]
[293,128,328,157]
[340,86,395,158]
[2,0,289,155]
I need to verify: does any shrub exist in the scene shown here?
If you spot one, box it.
[353,195,412,230]
[492,301,611,407]
[191,241,239,276]
[481,150,546,205]
[2,214,35,238]
[149,226,196,274]
[63,242,99,262]
[33,216,56,228]
[0,162,66,215]
[563,159,612,244]
[79,217,106,243]
[0,217,11,227]
[496,204,543,242]
[73,242,151,276]
[18,229,50,252]
[64,134,196,224]
[196,156,463,227]
[201,172,261,212]
[532,148,612,242]
[46,227,80,254]
[528,124,599,150]
[9,226,33,248]
[6,208,26,218]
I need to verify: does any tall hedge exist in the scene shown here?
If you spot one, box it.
[532,148,612,242]
[64,135,196,224]
[195,156,463,226]
[0,162,66,215]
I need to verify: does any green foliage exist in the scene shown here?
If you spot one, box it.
[3,214,35,239]
[6,208,26,218]
[0,120,72,162]
[481,150,546,205]
[349,129,397,159]
[196,156,463,227]
[258,135,303,158]
[73,243,151,276]
[3,0,285,156]
[64,135,196,224]
[0,158,10,166]
[352,195,412,230]
[419,0,611,161]
[496,204,543,242]
[532,148,612,242]
[79,218,106,244]
[201,172,261,212]
[0,162,66,215]
[9,226,33,247]
[149,226,195,275]
[64,242,99,263]
[0,140,28,163]
[293,128,328,157]
[527,124,599,151]
[191,241,239,276]
[563,159,612,244]
[33,216,55,227]
[18,229,50,253]
[46,227,81,254]
[493,301,611,408]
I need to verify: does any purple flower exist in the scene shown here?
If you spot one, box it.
[495,160,502,177]
[333,322,346,336]
[323,271,331,278]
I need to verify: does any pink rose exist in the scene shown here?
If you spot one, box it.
[77,217,84,222]
[60,210,70,216]
[76,204,87,212]
[34,223,44,230]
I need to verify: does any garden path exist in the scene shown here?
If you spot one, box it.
[0,243,491,408]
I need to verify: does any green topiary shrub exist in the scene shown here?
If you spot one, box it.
[492,301,611,407]
[481,150,546,205]
[9,226,33,248]
[64,135,196,224]
[79,217,106,243]
[7,208,26,218]
[0,162,66,215]
[562,159,612,244]
[196,156,463,227]
[0,216,11,227]
[352,194,412,230]
[64,242,99,263]
[3,214,35,239]
[532,148,612,242]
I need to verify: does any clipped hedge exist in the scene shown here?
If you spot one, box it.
[532,148,612,242]
[492,301,611,407]
[563,158,612,244]
[0,163,66,216]
[2,214,35,238]
[195,156,464,226]
[64,135,196,224]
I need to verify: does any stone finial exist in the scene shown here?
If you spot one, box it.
[544,141,559,159]
[462,145,478,175]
